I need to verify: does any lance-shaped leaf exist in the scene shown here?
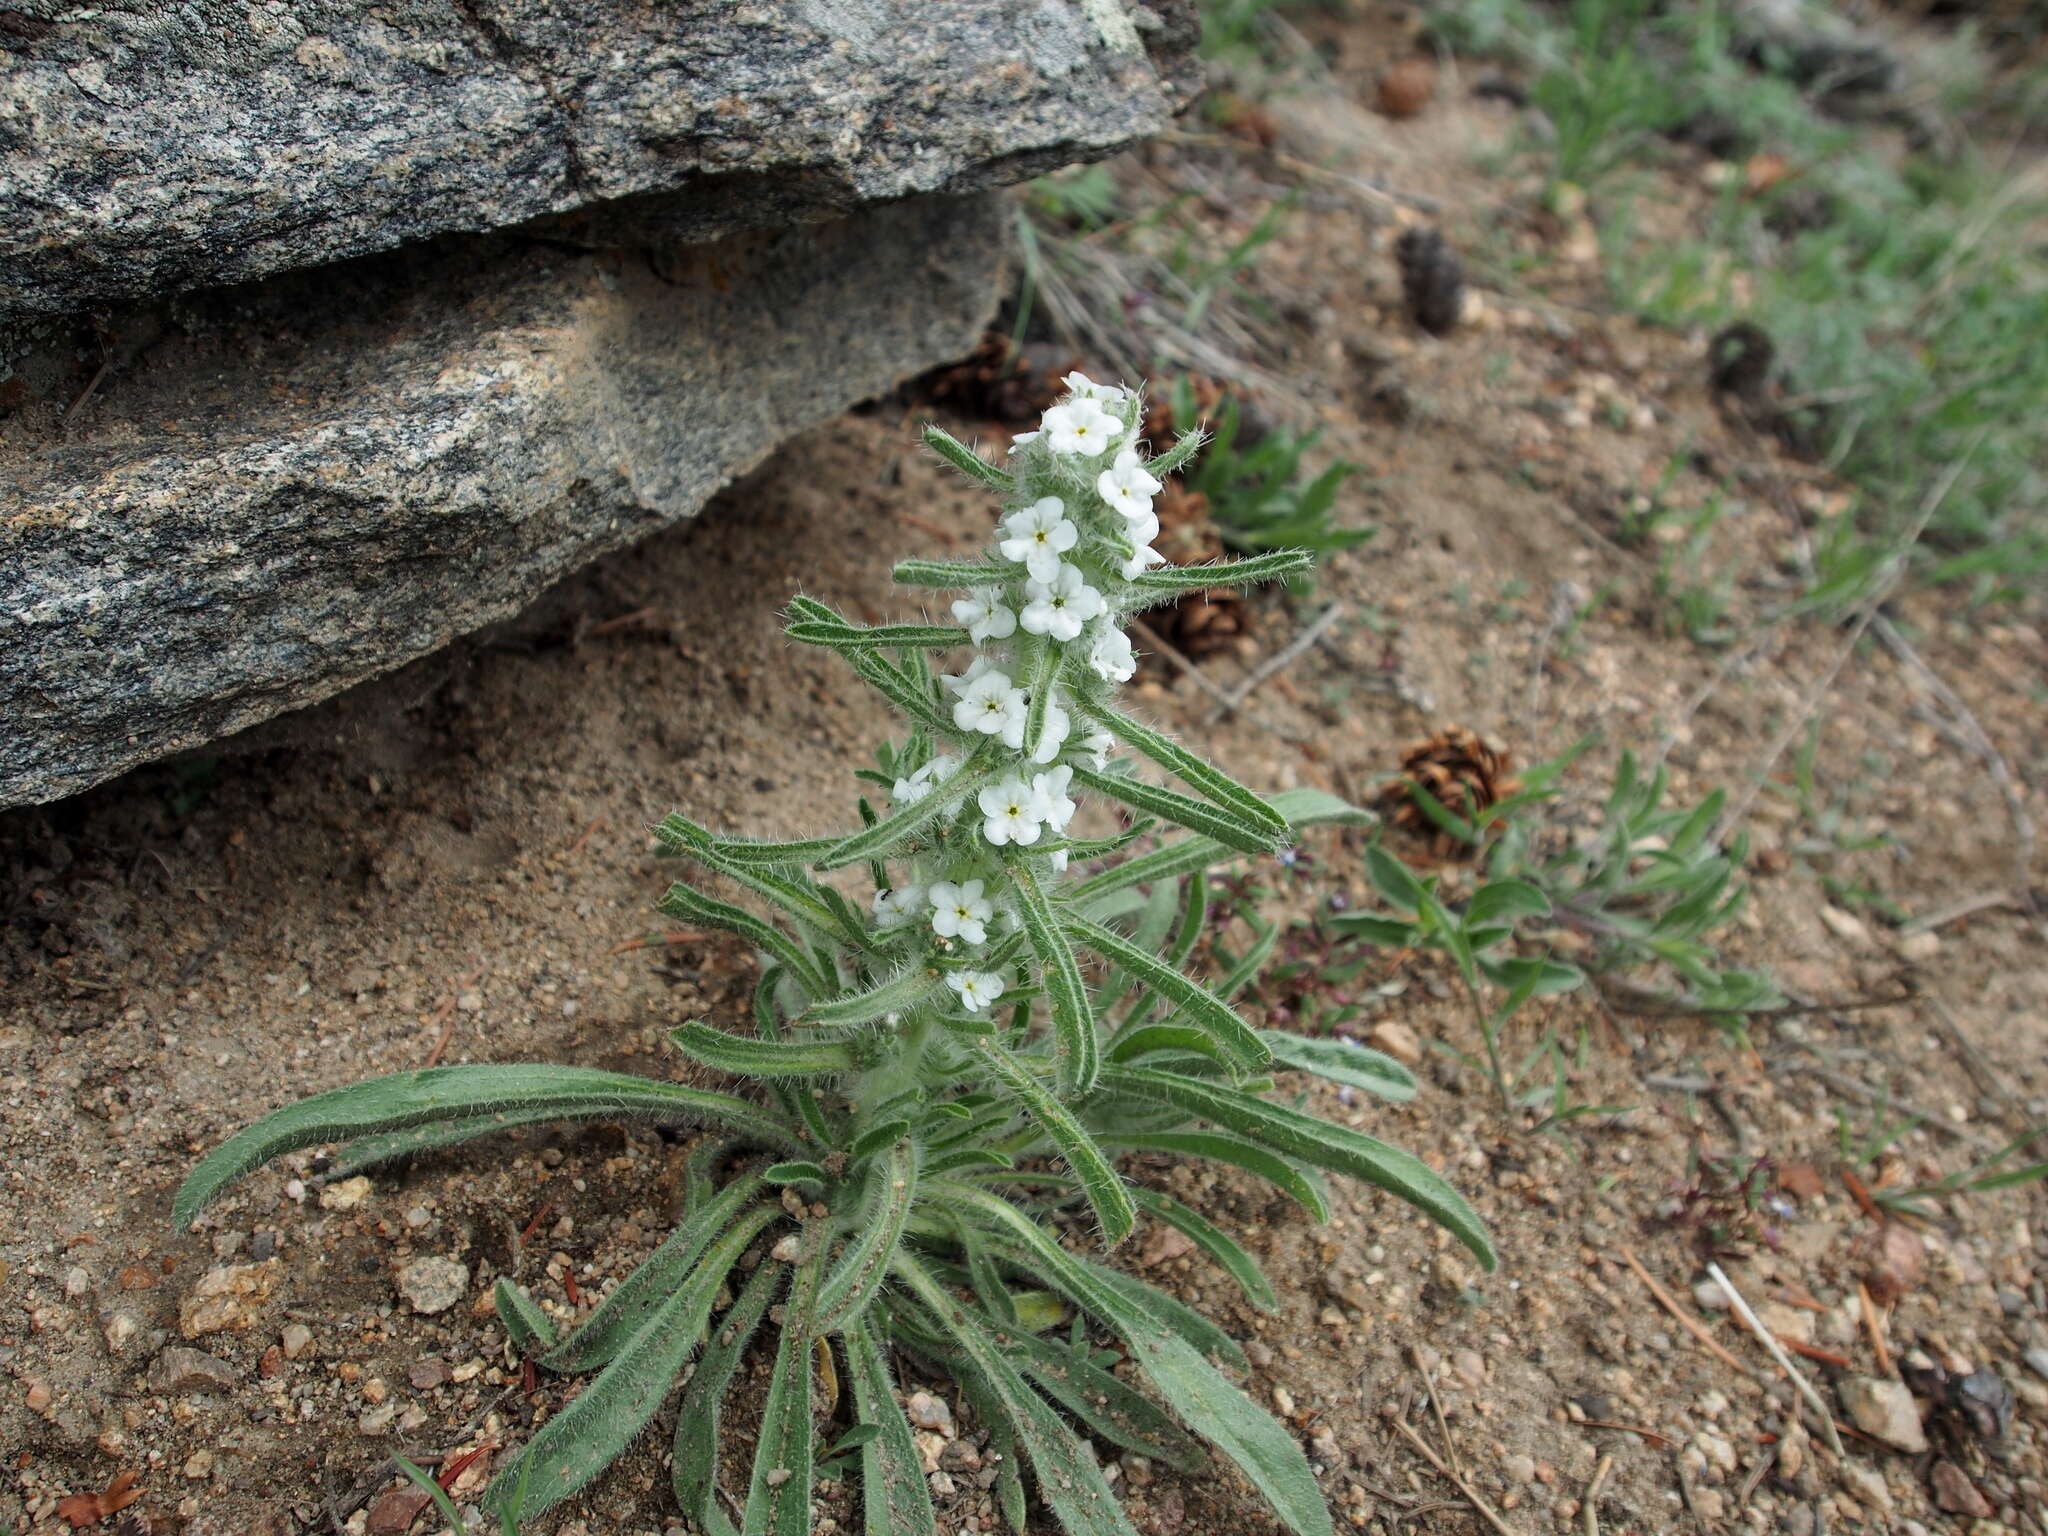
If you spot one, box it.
[1072,766,1283,856]
[1104,1023,1241,1075]
[1064,914,1269,1072]
[995,1321,1208,1473]
[1067,787,1370,908]
[325,1102,622,1179]
[743,1220,831,1536]
[667,840,867,949]
[806,966,944,1028]
[1124,549,1313,599]
[490,1203,780,1521]
[542,1172,768,1372]
[493,1279,558,1357]
[1008,860,1098,1095]
[1118,872,1207,1034]
[846,647,955,735]
[786,620,971,652]
[1144,427,1209,479]
[1095,1130,1329,1220]
[815,756,999,871]
[816,1138,920,1331]
[895,1255,1144,1536]
[893,559,1013,588]
[924,425,1017,493]
[845,1314,939,1536]
[176,1065,800,1224]
[955,1189,1330,1536]
[1129,1187,1277,1311]
[673,1258,781,1536]
[1085,704,1288,840]
[974,1039,1133,1248]
[671,1021,864,1079]
[658,879,835,1000]
[1020,641,1063,765]
[1100,1066,1495,1270]
[1255,1031,1417,1102]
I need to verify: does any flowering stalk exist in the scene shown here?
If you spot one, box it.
[174,378,1492,1536]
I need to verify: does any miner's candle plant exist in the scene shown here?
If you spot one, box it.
[175,378,1494,1536]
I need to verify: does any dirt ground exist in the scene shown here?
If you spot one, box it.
[4,6,2046,1536]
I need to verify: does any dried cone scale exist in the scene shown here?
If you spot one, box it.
[1376,726,1521,857]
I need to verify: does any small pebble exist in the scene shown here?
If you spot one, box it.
[396,1256,469,1315]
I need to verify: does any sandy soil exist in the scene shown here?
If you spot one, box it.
[4,7,2045,1536]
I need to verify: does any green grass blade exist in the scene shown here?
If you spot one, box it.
[1009,859,1099,1095]
[1255,1031,1417,1102]
[1101,1066,1494,1271]
[175,1065,799,1224]
[975,1038,1133,1248]
[673,1259,781,1536]
[845,1314,939,1536]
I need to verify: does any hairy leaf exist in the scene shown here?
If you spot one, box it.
[845,1314,939,1536]
[1255,1031,1417,1102]
[744,1222,832,1536]
[975,1038,1133,1247]
[673,1260,782,1536]
[1009,860,1099,1095]
[672,1021,863,1078]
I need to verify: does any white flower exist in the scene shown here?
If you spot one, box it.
[1088,625,1137,684]
[1032,765,1077,834]
[872,885,924,930]
[1077,730,1115,771]
[928,880,993,946]
[947,969,1005,1014]
[1050,849,1070,872]
[892,754,958,805]
[1122,507,1160,547]
[1009,430,1042,453]
[939,654,994,697]
[998,498,1078,582]
[1041,398,1121,458]
[1020,563,1106,643]
[1003,700,1071,764]
[953,668,1026,737]
[1121,544,1168,580]
[979,776,1046,847]
[951,588,1017,644]
[1097,448,1162,520]
[1063,371,1129,404]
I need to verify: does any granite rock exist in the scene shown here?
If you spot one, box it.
[0,0,1197,317]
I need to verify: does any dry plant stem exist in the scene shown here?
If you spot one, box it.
[1775,1058,1985,1146]
[1618,1248,1755,1379]
[1713,438,1981,846]
[1390,1417,1519,1536]
[1856,1281,1893,1377]
[1410,1347,1464,1480]
[1706,1261,1846,1460]
[1923,993,2047,1139]
[1203,602,1346,724]
[1901,888,2026,934]
[1736,1443,1779,1505]
[1583,1454,1614,1536]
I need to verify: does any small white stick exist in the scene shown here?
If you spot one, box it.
[1707,1261,1847,1460]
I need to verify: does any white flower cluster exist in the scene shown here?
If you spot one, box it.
[869,373,1175,1013]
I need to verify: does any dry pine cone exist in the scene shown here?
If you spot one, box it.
[1376,727,1520,858]
[1395,227,1465,337]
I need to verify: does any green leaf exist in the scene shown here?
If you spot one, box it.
[845,648,955,735]
[491,1202,781,1522]
[895,1256,1145,1536]
[744,1221,832,1536]
[807,966,944,1028]
[1255,1031,1417,1102]
[845,1315,939,1536]
[924,425,1017,493]
[493,1278,558,1357]
[953,1191,1330,1536]
[950,1361,1027,1533]
[786,621,971,651]
[1084,704,1289,840]
[1466,879,1552,927]
[542,1175,769,1372]
[671,1021,863,1078]
[893,559,1013,588]
[817,1139,920,1330]
[175,1064,801,1224]
[1101,1066,1495,1271]
[1064,914,1269,1071]
[997,1321,1208,1473]
[1096,1130,1329,1220]
[1145,427,1209,480]
[1363,844,1426,911]
[815,756,999,871]
[1021,641,1063,767]
[1328,913,1416,947]
[706,833,846,867]
[1009,860,1099,1096]
[849,1117,913,1163]
[657,878,835,1000]
[1066,786,1370,906]
[1074,766,1284,856]
[672,1258,780,1535]
[974,1039,1133,1248]
[762,1161,830,1186]
[1105,1023,1241,1074]
[1129,1187,1278,1311]
[324,1103,620,1179]
[1125,549,1314,596]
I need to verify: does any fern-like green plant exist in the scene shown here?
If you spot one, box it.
[175,378,1492,1536]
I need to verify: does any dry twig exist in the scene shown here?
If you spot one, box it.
[1618,1248,1755,1379]
[1583,1454,1614,1536]
[1391,1418,1518,1536]
[1707,1261,1846,1459]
